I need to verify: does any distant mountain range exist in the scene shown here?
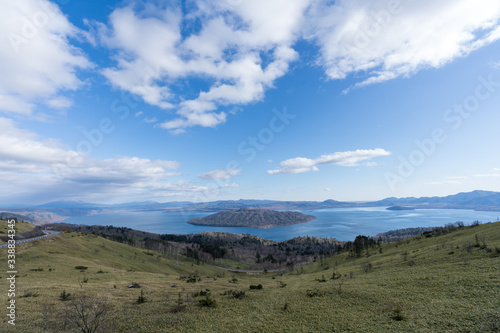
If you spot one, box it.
[372,190,500,209]
[2,190,500,224]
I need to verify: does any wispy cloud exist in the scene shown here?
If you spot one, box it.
[143,117,157,123]
[198,168,241,180]
[305,0,500,90]
[268,148,390,175]
[424,180,462,185]
[474,173,500,178]
[220,183,239,188]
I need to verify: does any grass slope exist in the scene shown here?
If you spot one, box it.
[0,220,34,244]
[0,221,499,332]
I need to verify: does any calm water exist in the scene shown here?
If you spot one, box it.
[63,207,499,241]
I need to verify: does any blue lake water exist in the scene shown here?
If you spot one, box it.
[63,207,500,241]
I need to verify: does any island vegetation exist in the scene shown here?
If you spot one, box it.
[386,206,416,211]
[186,208,317,229]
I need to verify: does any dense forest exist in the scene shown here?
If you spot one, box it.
[43,221,459,270]
[45,223,342,270]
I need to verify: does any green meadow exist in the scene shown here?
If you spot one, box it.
[1,220,499,332]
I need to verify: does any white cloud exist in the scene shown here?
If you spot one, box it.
[268,148,390,174]
[198,168,241,180]
[220,183,239,188]
[0,117,186,203]
[424,180,462,185]
[474,173,500,178]
[305,0,500,90]
[96,0,500,132]
[323,187,331,192]
[46,97,73,109]
[143,117,158,123]
[0,0,91,117]
[100,0,308,132]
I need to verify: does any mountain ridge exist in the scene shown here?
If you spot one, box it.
[4,190,500,224]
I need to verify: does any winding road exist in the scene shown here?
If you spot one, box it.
[0,230,61,249]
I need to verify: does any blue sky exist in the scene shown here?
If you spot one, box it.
[2,0,500,205]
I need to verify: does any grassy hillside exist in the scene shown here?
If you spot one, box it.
[1,221,499,332]
[0,219,35,244]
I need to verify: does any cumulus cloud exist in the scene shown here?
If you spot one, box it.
[96,0,500,131]
[305,0,500,91]
[0,117,187,202]
[198,168,241,180]
[268,148,391,175]
[100,0,308,133]
[0,0,91,117]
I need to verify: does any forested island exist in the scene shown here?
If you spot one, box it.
[386,206,416,211]
[187,208,316,228]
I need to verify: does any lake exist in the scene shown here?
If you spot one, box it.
[63,207,499,242]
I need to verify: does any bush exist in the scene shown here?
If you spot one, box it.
[361,261,373,273]
[184,272,200,283]
[387,302,404,321]
[199,295,217,308]
[193,289,210,297]
[75,266,88,270]
[59,290,71,301]
[315,274,327,282]
[136,290,147,304]
[306,288,322,297]
[171,293,186,313]
[231,290,245,299]
[65,295,112,333]
[249,284,263,290]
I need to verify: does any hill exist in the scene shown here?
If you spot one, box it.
[3,190,500,224]
[374,190,500,210]
[0,220,499,332]
[186,208,317,228]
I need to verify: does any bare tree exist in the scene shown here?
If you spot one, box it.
[65,295,112,333]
